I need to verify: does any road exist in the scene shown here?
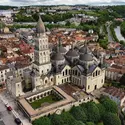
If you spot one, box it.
[0,98,17,125]
[0,91,32,125]
[114,26,125,41]
[107,24,114,42]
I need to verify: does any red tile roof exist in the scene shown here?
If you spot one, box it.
[104,87,125,100]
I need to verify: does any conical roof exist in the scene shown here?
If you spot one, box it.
[36,15,45,34]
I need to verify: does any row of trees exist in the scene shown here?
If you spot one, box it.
[32,96,121,125]
[14,12,73,23]
[109,5,125,18]
[120,21,125,38]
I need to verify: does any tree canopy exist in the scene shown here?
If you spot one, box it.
[103,112,121,125]
[100,96,118,114]
[85,102,100,123]
[32,117,51,125]
[70,106,87,123]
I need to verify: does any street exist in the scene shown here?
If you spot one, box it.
[0,91,32,125]
[0,98,17,125]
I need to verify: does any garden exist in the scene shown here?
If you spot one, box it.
[30,94,62,109]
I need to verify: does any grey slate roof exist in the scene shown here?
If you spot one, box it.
[58,46,67,54]
[51,52,65,61]
[66,49,79,57]
[79,45,91,54]
[36,15,45,34]
[80,54,93,61]
[53,46,67,54]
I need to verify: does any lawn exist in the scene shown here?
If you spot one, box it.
[30,95,61,109]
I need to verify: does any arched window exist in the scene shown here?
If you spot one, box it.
[96,70,98,76]
[51,78,53,82]
[63,71,64,76]
[67,77,68,82]
[98,71,100,75]
[65,69,67,75]
[45,80,47,83]
[30,98,32,102]
[88,85,90,90]
[75,70,77,76]
[33,97,36,100]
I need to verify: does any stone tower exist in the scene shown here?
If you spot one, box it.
[34,15,51,75]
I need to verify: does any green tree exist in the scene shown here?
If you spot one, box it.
[65,21,71,26]
[98,38,108,49]
[73,121,86,125]
[103,112,121,125]
[96,103,106,118]
[70,106,87,122]
[61,112,76,125]
[85,102,100,123]
[50,114,64,125]
[32,117,51,125]
[86,122,95,125]
[100,95,118,114]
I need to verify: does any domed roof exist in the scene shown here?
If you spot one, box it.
[79,45,91,54]
[36,15,45,34]
[66,48,79,57]
[59,46,67,53]
[51,52,65,61]
[80,54,93,61]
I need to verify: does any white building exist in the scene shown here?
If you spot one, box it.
[0,65,10,85]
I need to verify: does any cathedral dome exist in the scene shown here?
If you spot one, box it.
[80,53,93,61]
[66,48,79,57]
[58,46,67,54]
[51,52,65,61]
[79,46,91,54]
[36,15,45,34]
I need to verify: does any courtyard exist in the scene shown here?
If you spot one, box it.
[30,94,61,109]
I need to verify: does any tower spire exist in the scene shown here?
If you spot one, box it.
[36,14,45,34]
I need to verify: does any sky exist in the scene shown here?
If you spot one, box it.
[0,0,125,6]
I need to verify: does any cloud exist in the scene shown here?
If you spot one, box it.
[0,0,125,6]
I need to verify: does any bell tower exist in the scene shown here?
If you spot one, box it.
[34,15,51,75]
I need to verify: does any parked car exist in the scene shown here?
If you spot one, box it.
[15,118,22,125]
[7,106,12,111]
[4,102,8,107]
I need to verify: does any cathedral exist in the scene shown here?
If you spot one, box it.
[6,16,105,98]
